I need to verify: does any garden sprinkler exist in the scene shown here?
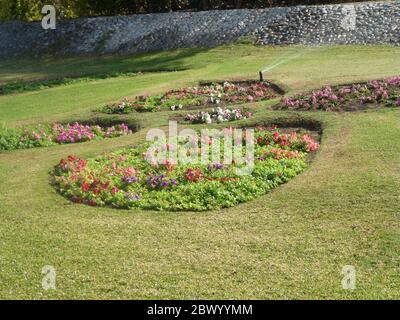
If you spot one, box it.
[259,70,264,82]
[259,70,271,86]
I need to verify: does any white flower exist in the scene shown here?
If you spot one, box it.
[203,114,212,124]
[217,115,224,123]
[178,104,183,109]
[170,105,176,111]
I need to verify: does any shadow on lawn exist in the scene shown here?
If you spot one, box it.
[0,47,212,95]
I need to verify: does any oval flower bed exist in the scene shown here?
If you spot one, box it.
[185,107,253,124]
[98,81,278,114]
[52,126,320,211]
[0,122,132,151]
[273,76,400,111]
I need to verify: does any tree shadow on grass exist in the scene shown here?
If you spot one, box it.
[0,47,212,94]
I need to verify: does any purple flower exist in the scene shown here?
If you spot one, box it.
[121,176,139,184]
[147,174,176,190]
[125,192,140,201]
[208,162,224,171]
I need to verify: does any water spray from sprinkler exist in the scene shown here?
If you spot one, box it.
[258,47,322,84]
[262,48,319,74]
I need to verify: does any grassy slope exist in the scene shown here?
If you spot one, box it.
[0,44,400,299]
[1,45,399,126]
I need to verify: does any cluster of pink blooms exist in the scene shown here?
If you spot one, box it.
[278,76,400,111]
[20,127,53,144]
[53,123,131,144]
[104,123,131,138]
[302,135,320,152]
[53,123,97,143]
[254,125,320,156]
[24,122,132,145]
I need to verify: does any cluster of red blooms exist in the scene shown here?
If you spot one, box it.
[302,135,320,152]
[185,168,203,182]
[269,148,301,160]
[255,126,320,153]
[58,155,87,173]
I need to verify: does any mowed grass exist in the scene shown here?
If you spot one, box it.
[1,44,400,126]
[0,44,400,299]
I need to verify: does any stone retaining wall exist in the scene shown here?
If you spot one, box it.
[0,1,398,58]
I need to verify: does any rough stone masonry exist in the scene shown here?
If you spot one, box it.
[0,1,399,58]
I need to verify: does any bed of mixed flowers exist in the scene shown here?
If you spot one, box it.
[0,122,132,151]
[185,107,253,124]
[274,76,400,111]
[99,81,278,114]
[52,125,320,211]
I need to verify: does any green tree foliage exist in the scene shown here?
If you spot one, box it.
[0,0,370,21]
[0,0,77,21]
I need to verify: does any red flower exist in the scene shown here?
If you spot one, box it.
[91,179,100,188]
[185,168,203,182]
[111,186,119,195]
[82,181,90,193]
[101,181,110,190]
[77,159,87,171]
[59,159,68,171]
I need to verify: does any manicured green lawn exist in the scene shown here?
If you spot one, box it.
[0,44,400,299]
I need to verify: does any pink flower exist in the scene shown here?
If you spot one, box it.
[111,187,119,195]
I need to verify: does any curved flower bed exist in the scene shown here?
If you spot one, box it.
[99,81,278,114]
[52,126,320,211]
[185,107,253,124]
[273,76,400,111]
[0,122,132,151]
